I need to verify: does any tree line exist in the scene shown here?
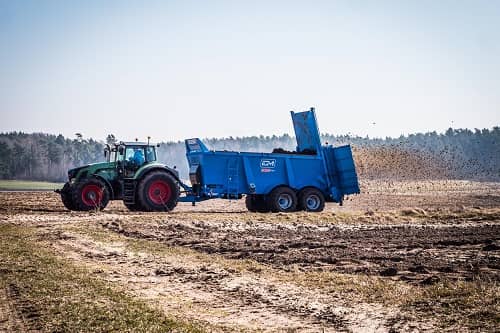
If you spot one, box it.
[0,132,104,181]
[0,127,498,182]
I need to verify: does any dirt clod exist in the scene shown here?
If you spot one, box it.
[483,243,500,251]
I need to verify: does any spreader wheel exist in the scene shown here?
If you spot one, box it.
[298,187,325,212]
[60,182,76,210]
[267,186,297,213]
[137,171,179,211]
[245,194,270,213]
[72,178,110,211]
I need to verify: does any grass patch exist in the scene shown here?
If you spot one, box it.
[283,268,500,330]
[408,279,500,331]
[0,224,204,333]
[0,180,63,191]
[282,270,411,303]
[286,270,500,330]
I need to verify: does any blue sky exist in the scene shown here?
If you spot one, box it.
[1,0,499,141]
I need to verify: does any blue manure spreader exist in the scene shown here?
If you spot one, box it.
[180,108,359,212]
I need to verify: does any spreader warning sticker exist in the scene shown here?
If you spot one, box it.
[260,159,276,173]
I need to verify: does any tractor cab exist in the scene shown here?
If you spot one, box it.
[104,142,159,177]
[107,142,158,178]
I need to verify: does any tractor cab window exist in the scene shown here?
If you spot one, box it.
[145,146,156,162]
[125,147,145,167]
[124,148,135,161]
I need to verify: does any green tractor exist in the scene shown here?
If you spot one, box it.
[56,141,180,211]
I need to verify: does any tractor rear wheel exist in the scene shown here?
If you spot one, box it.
[60,182,76,210]
[137,171,179,211]
[245,194,270,213]
[298,187,325,212]
[72,178,110,211]
[267,186,297,213]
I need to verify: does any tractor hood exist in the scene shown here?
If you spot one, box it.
[68,162,115,181]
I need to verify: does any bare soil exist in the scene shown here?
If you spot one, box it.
[1,180,499,332]
[104,215,500,283]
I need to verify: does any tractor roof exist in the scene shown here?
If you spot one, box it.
[117,141,157,147]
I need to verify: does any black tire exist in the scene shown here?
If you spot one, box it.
[60,182,77,210]
[245,194,270,213]
[245,195,257,212]
[72,178,110,211]
[137,171,179,212]
[267,186,297,213]
[298,187,325,212]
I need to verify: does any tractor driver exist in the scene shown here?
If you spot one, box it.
[132,148,145,166]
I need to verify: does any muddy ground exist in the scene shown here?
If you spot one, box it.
[1,180,499,332]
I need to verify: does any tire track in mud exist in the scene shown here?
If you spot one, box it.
[0,286,28,333]
[5,283,41,332]
[104,220,500,283]
[0,280,41,333]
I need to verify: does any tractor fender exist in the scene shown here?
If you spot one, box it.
[134,165,180,183]
[91,174,115,199]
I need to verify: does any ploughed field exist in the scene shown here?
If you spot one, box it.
[0,180,499,332]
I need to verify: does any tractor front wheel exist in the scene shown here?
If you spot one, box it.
[137,171,179,211]
[60,182,76,210]
[72,178,110,211]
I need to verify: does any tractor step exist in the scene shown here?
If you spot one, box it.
[123,178,136,204]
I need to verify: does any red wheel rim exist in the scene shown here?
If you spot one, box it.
[148,180,171,205]
[81,184,103,206]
